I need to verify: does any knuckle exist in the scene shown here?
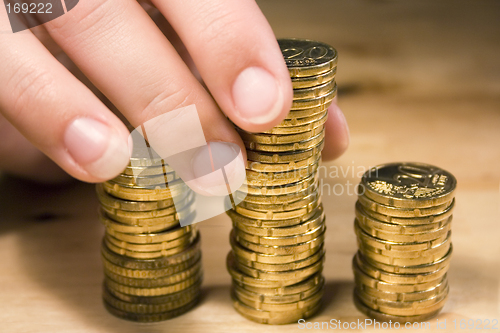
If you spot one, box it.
[138,85,195,122]
[192,3,240,45]
[8,66,58,122]
[46,1,125,49]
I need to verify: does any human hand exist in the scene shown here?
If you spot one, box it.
[0,0,349,186]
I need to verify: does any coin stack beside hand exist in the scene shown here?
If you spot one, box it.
[96,156,202,322]
[226,39,337,325]
[353,162,456,323]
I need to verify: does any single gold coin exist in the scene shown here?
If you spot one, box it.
[233,276,323,304]
[355,221,450,252]
[235,223,325,247]
[244,131,325,153]
[246,140,324,163]
[357,233,451,259]
[358,277,449,303]
[101,180,189,201]
[356,200,455,225]
[110,171,180,188]
[101,191,193,220]
[271,111,328,132]
[237,190,319,213]
[246,154,320,173]
[127,148,165,167]
[230,233,323,264]
[360,162,457,208]
[99,210,180,234]
[354,286,448,316]
[101,252,201,279]
[234,198,320,221]
[122,164,173,177]
[101,234,201,269]
[233,229,325,255]
[233,209,324,237]
[104,270,203,297]
[279,38,338,77]
[105,231,196,253]
[96,184,188,212]
[226,204,322,228]
[234,246,324,272]
[290,86,336,110]
[235,181,317,204]
[358,195,454,218]
[234,272,323,296]
[226,253,305,288]
[106,225,195,244]
[234,284,323,312]
[291,68,336,89]
[358,247,453,275]
[104,261,202,288]
[356,203,453,234]
[354,254,449,285]
[104,234,196,259]
[103,286,199,314]
[353,292,443,324]
[106,280,201,305]
[101,199,195,225]
[231,292,321,325]
[103,297,199,322]
[292,79,336,100]
[352,260,447,294]
[238,125,324,145]
[356,216,452,243]
[242,173,318,196]
[231,252,324,281]
[286,104,329,119]
[244,162,319,187]
[357,241,451,267]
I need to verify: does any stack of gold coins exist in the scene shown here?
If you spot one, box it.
[226,38,337,325]
[96,155,202,322]
[353,162,456,323]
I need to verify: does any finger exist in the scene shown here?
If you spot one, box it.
[0,17,130,182]
[151,0,293,133]
[0,114,70,184]
[322,102,350,161]
[43,0,247,192]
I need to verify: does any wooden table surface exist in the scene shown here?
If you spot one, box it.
[1,1,499,332]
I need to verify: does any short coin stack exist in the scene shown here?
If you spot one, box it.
[226,38,338,324]
[353,162,456,323]
[96,155,202,322]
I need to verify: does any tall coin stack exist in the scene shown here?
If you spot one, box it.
[226,39,337,324]
[96,153,202,322]
[353,162,456,323]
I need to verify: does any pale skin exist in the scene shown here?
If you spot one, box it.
[0,0,349,185]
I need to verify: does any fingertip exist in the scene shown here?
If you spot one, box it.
[322,102,350,161]
[63,118,130,182]
[230,66,292,133]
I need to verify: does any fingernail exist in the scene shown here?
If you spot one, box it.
[64,118,130,180]
[188,142,246,196]
[232,67,283,125]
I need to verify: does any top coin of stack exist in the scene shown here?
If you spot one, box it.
[353,162,456,323]
[226,38,337,325]
[96,154,202,322]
